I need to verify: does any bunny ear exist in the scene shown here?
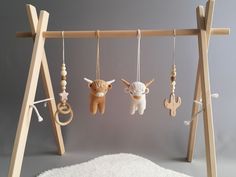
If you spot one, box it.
[145,79,155,87]
[121,79,130,87]
[84,78,93,83]
[106,79,115,85]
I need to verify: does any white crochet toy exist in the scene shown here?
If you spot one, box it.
[121,79,154,115]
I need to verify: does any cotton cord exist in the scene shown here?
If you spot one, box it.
[96,30,101,80]
[30,104,44,122]
[184,93,219,126]
[62,31,65,64]
[173,29,176,65]
[137,29,141,82]
[30,98,54,122]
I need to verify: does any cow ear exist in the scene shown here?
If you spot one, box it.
[145,88,150,94]
[108,84,112,89]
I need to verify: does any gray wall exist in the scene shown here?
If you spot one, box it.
[0,0,235,176]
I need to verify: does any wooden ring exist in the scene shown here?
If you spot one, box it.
[54,108,73,126]
[54,102,73,126]
[57,102,71,115]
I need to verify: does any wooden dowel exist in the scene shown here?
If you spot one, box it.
[16,28,230,38]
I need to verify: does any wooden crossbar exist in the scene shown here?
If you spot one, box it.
[16,28,229,38]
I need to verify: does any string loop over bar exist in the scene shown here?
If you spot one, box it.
[173,29,176,37]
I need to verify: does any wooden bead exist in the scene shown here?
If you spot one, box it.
[171,76,176,82]
[61,76,67,80]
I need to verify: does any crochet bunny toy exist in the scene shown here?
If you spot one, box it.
[121,79,154,115]
[84,78,115,115]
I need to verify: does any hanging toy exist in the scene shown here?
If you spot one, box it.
[164,29,181,117]
[54,31,73,126]
[121,29,154,115]
[84,30,115,115]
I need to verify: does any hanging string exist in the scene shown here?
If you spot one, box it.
[137,29,141,82]
[172,29,176,65]
[96,30,101,80]
[62,31,65,64]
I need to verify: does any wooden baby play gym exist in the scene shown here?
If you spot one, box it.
[9,1,229,177]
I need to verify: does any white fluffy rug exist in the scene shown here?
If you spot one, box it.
[38,153,192,177]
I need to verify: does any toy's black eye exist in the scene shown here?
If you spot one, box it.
[130,91,133,94]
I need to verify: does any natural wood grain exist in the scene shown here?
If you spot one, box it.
[187,6,206,163]
[16,28,230,38]
[8,11,49,177]
[26,4,65,155]
[197,6,217,177]
[198,29,217,177]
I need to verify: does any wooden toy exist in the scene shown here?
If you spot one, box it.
[164,30,182,117]
[54,32,73,126]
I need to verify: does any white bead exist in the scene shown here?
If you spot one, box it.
[61,70,67,76]
[61,66,66,71]
[62,86,66,90]
[61,80,67,87]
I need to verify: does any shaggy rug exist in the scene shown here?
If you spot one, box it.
[38,153,192,177]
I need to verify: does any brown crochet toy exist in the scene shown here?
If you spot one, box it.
[84,78,115,115]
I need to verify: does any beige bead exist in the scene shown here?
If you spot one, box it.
[61,65,66,70]
[61,80,67,87]
[61,70,67,76]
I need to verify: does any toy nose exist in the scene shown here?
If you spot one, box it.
[96,92,105,97]
[133,95,141,99]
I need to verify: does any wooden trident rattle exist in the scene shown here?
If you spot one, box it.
[164,30,181,117]
[54,31,73,126]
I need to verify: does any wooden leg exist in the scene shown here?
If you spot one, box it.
[187,1,215,163]
[8,11,49,177]
[187,6,205,162]
[40,53,65,154]
[187,61,202,162]
[26,4,65,155]
[198,29,217,177]
[187,5,217,177]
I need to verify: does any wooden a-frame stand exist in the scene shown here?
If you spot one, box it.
[8,1,229,177]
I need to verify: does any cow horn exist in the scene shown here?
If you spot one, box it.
[107,79,115,85]
[84,78,93,83]
[121,79,130,87]
[145,79,155,87]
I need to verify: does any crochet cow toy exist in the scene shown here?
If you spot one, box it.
[121,79,154,115]
[84,78,115,115]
